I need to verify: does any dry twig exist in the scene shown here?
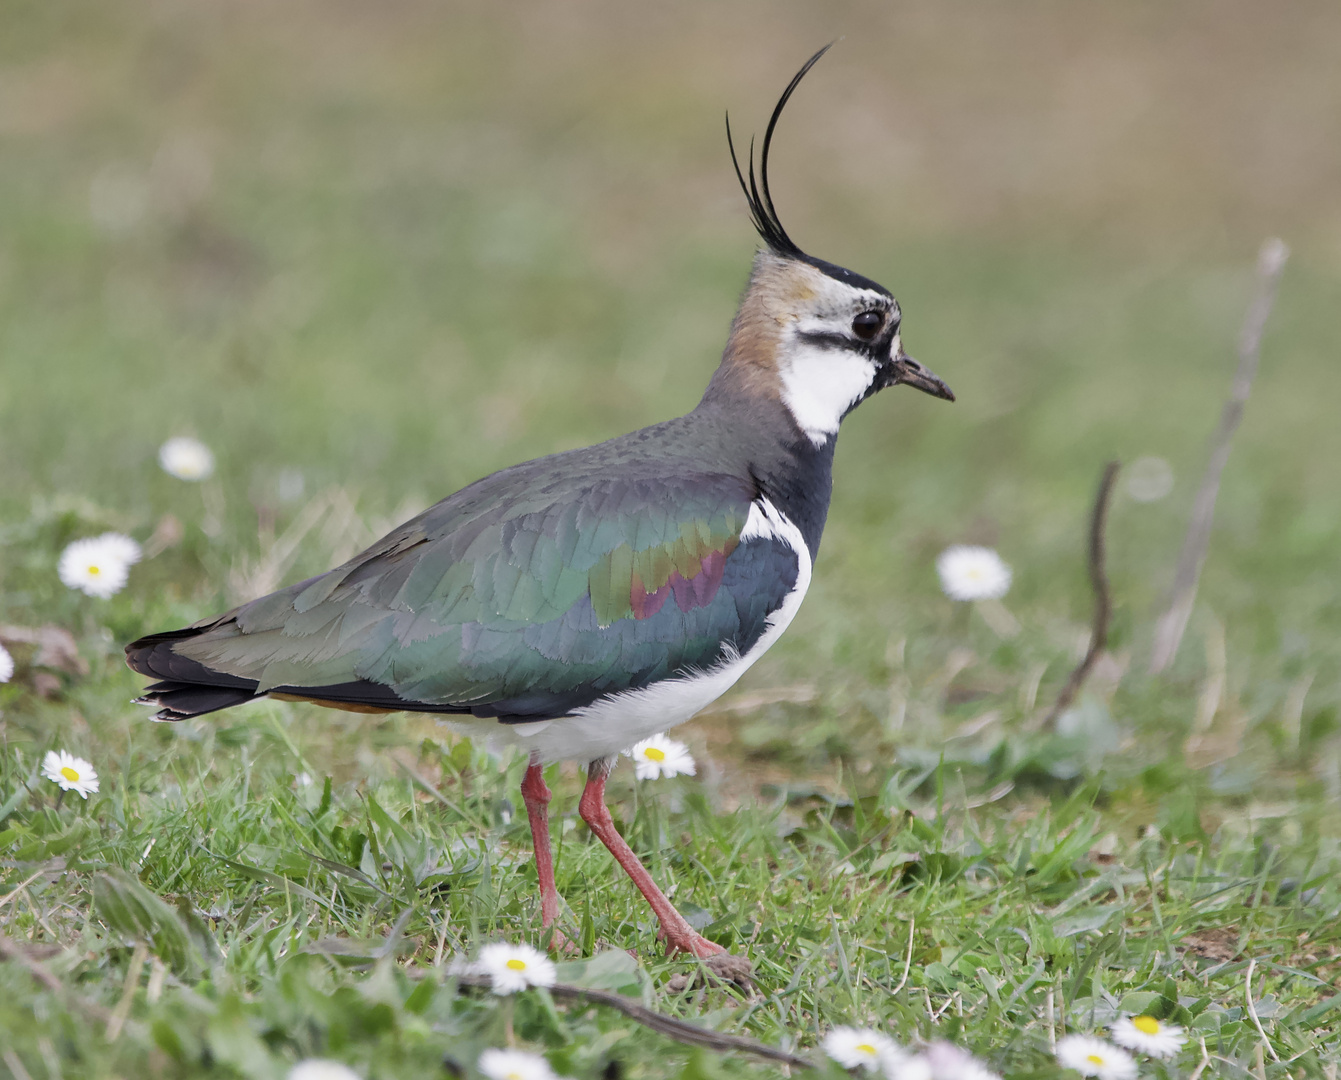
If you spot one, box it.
[1187,1035,1212,1080]
[0,935,123,1030]
[890,916,916,995]
[1042,461,1121,727]
[1150,239,1289,674]
[106,942,148,1041]
[0,870,47,911]
[0,936,66,996]
[449,973,813,1069]
[1244,957,1280,1062]
[2,1050,34,1080]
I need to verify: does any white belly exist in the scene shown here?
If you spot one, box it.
[438,498,812,764]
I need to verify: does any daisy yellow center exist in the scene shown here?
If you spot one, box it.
[644,747,666,762]
[1086,1054,1105,1066]
[88,565,101,575]
[1133,1015,1160,1035]
[61,766,80,782]
[855,1043,876,1055]
[505,958,527,971]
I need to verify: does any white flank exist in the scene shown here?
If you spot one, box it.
[442,498,812,763]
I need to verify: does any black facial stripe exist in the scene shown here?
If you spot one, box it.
[797,329,882,358]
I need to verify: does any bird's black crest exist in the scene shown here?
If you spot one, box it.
[727,44,893,299]
[726,43,834,261]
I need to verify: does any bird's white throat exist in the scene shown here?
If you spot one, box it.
[777,338,876,447]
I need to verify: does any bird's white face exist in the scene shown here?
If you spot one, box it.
[772,265,902,446]
[723,252,952,441]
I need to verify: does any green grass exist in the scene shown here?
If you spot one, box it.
[1,704,1339,1077]
[3,2,1341,1077]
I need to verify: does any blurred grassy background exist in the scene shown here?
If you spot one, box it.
[3,2,1340,824]
[4,3,1341,1074]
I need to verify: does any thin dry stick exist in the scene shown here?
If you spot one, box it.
[2,1050,34,1080]
[0,936,65,995]
[1244,957,1280,1062]
[1042,461,1121,727]
[890,917,916,995]
[106,942,149,1041]
[0,936,120,1027]
[0,869,46,911]
[1150,238,1289,673]
[1187,1035,1212,1080]
[450,973,814,1069]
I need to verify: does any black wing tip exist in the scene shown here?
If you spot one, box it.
[727,42,837,259]
[130,694,186,723]
[132,681,260,722]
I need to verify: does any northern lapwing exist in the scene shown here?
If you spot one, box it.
[126,46,953,977]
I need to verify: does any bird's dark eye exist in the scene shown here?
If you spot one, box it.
[851,311,882,340]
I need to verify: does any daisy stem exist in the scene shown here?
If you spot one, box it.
[55,790,65,812]
[643,789,662,863]
[975,597,1020,638]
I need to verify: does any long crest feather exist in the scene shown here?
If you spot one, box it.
[726,43,835,258]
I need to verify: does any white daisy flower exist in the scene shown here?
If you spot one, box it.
[477,941,557,994]
[885,1056,932,1080]
[158,436,215,481]
[58,533,142,599]
[477,1048,559,1080]
[41,750,100,799]
[287,1061,362,1080]
[904,1042,1002,1080]
[1056,1035,1137,1080]
[1110,1015,1186,1059]
[1124,456,1174,503]
[0,644,13,683]
[936,545,1012,601]
[820,1026,902,1072]
[444,952,481,977]
[624,734,696,780]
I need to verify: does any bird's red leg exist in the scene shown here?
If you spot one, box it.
[520,758,572,951]
[578,758,730,961]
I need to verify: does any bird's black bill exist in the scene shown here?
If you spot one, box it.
[891,354,954,402]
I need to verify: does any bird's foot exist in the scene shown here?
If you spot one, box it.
[662,928,726,958]
[662,930,753,990]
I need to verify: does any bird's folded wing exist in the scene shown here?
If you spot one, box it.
[151,469,798,720]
